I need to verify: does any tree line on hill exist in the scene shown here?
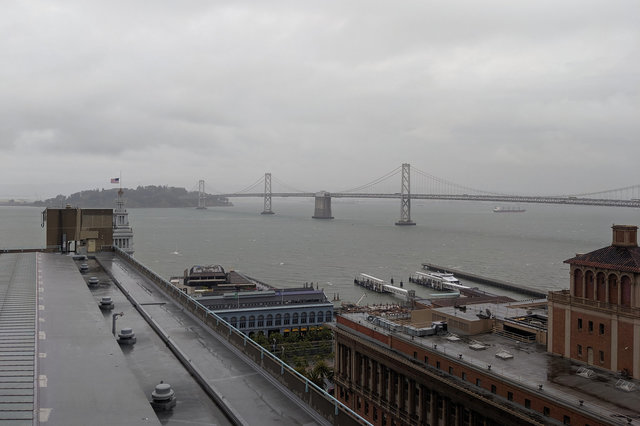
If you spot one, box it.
[31,185,232,208]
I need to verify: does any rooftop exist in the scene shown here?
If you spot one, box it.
[339,312,640,424]
[0,251,331,425]
[565,245,640,273]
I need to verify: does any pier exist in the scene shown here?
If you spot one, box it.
[354,273,415,302]
[421,262,547,298]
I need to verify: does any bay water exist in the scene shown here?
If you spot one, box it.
[2,200,638,304]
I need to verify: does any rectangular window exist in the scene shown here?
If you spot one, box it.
[588,321,593,332]
[364,402,369,415]
[577,344,582,356]
[490,384,497,394]
[525,399,531,409]
[563,415,571,425]
[599,323,605,335]
[543,406,550,416]
[424,356,428,365]
[507,391,513,401]
[436,361,441,369]
[599,350,605,363]
[461,372,466,381]
[413,351,417,359]
[577,318,582,330]
[373,408,378,421]
[476,378,481,387]
[449,366,454,375]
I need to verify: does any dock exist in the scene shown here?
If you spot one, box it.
[421,263,547,299]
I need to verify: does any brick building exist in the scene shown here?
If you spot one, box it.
[548,224,640,378]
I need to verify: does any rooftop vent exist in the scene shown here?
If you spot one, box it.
[99,297,114,311]
[117,327,137,345]
[495,350,514,360]
[615,379,636,392]
[612,225,638,248]
[576,367,595,379]
[150,381,176,411]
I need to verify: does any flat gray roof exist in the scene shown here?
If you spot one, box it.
[341,312,640,424]
[98,253,329,426]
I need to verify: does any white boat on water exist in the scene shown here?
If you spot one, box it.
[493,206,526,213]
[410,270,469,291]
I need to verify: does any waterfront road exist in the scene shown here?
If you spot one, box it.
[98,252,329,426]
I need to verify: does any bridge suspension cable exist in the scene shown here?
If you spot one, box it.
[232,176,265,194]
[337,166,402,193]
[271,176,309,193]
[564,184,640,200]
[412,167,509,196]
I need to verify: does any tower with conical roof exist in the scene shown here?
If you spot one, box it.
[113,188,134,255]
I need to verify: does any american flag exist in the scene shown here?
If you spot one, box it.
[110,178,120,184]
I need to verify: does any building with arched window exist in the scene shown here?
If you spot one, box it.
[199,286,334,336]
[549,225,640,378]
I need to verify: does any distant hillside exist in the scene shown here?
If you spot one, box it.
[32,186,232,208]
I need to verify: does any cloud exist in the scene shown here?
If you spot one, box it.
[0,0,639,198]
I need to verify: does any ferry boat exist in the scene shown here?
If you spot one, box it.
[493,206,526,213]
[409,270,469,292]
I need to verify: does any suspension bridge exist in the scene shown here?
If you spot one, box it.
[197,164,640,225]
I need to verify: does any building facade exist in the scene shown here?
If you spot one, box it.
[200,287,334,336]
[549,224,640,378]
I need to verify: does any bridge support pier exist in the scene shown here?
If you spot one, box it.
[261,173,275,215]
[312,191,333,219]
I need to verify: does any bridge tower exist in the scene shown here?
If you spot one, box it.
[261,173,275,215]
[395,163,416,226]
[197,179,206,209]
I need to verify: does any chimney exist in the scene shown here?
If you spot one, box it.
[612,225,638,248]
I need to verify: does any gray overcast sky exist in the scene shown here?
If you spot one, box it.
[1,0,639,199]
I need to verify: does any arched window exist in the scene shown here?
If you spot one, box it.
[275,314,282,326]
[231,317,238,328]
[317,311,324,323]
[585,271,594,299]
[608,274,618,305]
[258,315,264,327]
[292,313,299,324]
[239,316,246,328]
[300,312,307,324]
[326,311,332,322]
[309,312,315,323]
[266,314,273,327]
[573,269,584,298]
[621,275,632,307]
[596,272,606,302]
[284,313,290,325]
[249,316,256,328]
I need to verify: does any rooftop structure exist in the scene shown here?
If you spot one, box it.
[42,206,113,253]
[549,224,640,380]
[171,265,259,295]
